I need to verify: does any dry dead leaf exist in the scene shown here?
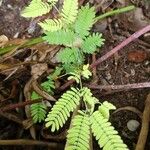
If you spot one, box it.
[0,63,11,70]
[31,63,48,80]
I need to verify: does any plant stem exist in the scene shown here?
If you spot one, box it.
[88,82,150,91]
[0,37,44,55]
[0,139,63,148]
[94,5,135,23]
[32,79,56,101]
[21,37,44,48]
[90,25,150,68]
[58,25,150,91]
[1,99,43,112]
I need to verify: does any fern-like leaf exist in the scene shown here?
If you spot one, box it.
[38,19,63,31]
[91,110,128,150]
[74,5,95,38]
[81,33,105,54]
[68,72,80,83]
[81,64,92,79]
[43,29,75,46]
[63,64,81,74]
[30,92,47,123]
[66,113,90,150]
[61,0,78,25]
[81,87,99,114]
[45,87,81,132]
[57,47,83,64]
[31,102,47,123]
[21,0,52,18]
[31,91,42,100]
[41,77,55,94]
[99,101,116,119]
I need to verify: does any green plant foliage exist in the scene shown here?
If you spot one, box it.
[47,0,58,4]
[30,92,47,123]
[81,87,99,114]
[74,5,95,38]
[31,91,41,100]
[91,108,128,150]
[63,64,81,74]
[41,76,55,95]
[30,72,56,124]
[99,101,116,119]
[81,33,105,54]
[81,64,92,79]
[67,64,92,83]
[61,0,78,25]
[45,87,81,132]
[66,113,90,150]
[38,19,63,31]
[22,1,128,148]
[68,72,81,83]
[56,47,83,64]
[21,0,52,18]
[31,102,47,123]
[43,29,76,46]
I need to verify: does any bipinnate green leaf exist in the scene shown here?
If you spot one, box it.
[99,101,116,119]
[43,29,76,46]
[21,0,52,18]
[56,47,82,64]
[38,19,63,31]
[45,87,81,132]
[61,0,78,25]
[74,5,96,38]
[91,110,128,150]
[81,33,105,54]
[66,113,90,150]
[30,92,47,123]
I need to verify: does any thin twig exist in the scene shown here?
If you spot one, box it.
[90,25,150,68]
[0,139,63,148]
[0,111,23,125]
[94,5,135,22]
[91,53,98,84]
[58,80,74,91]
[58,25,150,91]
[0,99,42,112]
[136,93,150,150]
[32,79,56,101]
[87,82,150,91]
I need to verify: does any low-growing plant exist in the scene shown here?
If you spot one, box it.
[22,0,131,149]
[30,67,62,123]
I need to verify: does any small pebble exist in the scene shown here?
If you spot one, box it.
[127,119,140,132]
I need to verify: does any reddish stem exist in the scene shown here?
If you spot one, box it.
[58,25,150,91]
[1,99,42,112]
[90,25,150,68]
[88,82,150,91]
